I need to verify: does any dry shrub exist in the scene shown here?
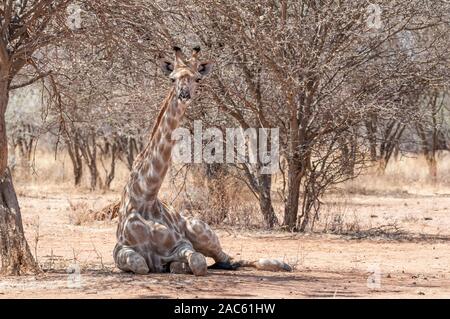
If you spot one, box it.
[224,202,264,229]
[322,212,362,235]
[319,206,405,238]
[92,201,120,221]
[349,224,405,240]
[316,195,407,239]
[68,201,96,225]
[70,200,120,223]
[317,197,362,235]
[167,167,264,228]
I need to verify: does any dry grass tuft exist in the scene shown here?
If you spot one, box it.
[317,196,362,235]
[344,153,450,196]
[68,201,96,225]
[69,200,121,224]
[92,201,120,221]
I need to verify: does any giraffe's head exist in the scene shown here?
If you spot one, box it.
[159,46,213,103]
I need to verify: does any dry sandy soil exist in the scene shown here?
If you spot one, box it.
[1,184,449,299]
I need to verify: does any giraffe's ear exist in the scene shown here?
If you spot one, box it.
[198,61,213,78]
[159,59,174,77]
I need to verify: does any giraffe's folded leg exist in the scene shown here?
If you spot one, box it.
[173,244,208,276]
[187,252,208,276]
[184,217,231,264]
[169,257,208,276]
[113,244,149,275]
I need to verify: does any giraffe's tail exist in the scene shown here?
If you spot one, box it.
[208,258,292,272]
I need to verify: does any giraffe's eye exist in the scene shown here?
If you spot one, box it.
[171,78,176,83]
[195,78,201,83]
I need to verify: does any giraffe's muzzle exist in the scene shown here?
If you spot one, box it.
[178,88,191,101]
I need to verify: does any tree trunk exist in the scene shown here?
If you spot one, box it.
[105,155,116,190]
[66,133,83,186]
[298,183,316,232]
[127,137,138,171]
[79,132,98,190]
[377,158,387,175]
[0,77,38,275]
[258,174,278,228]
[365,117,378,162]
[283,98,303,231]
[379,121,405,174]
[101,141,117,190]
[74,163,83,185]
[89,164,98,191]
[241,162,278,229]
[427,156,437,184]
[283,161,302,230]
[416,123,437,183]
[0,169,39,275]
[429,99,438,184]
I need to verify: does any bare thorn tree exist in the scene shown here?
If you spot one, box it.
[0,0,71,275]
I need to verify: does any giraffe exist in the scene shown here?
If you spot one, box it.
[114,46,292,276]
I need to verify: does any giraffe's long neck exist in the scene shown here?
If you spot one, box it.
[124,87,187,214]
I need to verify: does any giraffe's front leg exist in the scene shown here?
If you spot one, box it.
[113,243,149,275]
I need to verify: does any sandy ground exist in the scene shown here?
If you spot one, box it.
[1,186,449,299]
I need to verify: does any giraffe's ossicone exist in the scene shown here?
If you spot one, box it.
[114,47,292,276]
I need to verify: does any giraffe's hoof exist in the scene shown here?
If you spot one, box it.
[188,252,207,276]
[128,255,149,275]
